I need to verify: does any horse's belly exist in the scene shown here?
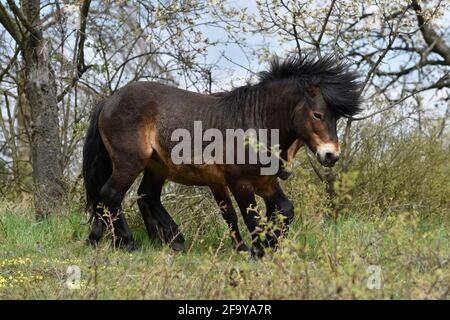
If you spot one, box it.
[166,163,226,186]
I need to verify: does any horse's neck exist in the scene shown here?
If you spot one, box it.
[261,98,297,152]
[210,83,299,150]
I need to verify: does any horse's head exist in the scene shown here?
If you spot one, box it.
[293,86,341,167]
[259,55,362,167]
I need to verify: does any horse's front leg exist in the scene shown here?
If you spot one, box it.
[258,180,294,248]
[226,178,265,258]
[210,185,249,252]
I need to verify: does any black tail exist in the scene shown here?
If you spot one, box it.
[82,101,111,217]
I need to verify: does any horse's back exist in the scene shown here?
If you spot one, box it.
[100,81,218,121]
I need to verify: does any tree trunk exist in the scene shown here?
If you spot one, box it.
[15,72,33,191]
[22,0,63,218]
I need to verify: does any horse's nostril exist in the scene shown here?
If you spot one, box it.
[325,152,339,163]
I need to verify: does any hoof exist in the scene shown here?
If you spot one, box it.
[85,238,99,248]
[123,241,138,252]
[234,242,249,252]
[264,234,279,249]
[167,232,185,252]
[169,240,185,252]
[250,247,265,259]
[114,238,138,252]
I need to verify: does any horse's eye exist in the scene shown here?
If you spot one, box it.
[312,112,323,121]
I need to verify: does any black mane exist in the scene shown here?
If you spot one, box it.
[217,54,363,117]
[258,54,362,116]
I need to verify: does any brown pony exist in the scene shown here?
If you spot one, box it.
[82,54,362,257]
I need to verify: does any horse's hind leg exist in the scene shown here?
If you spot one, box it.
[137,169,185,251]
[99,170,142,251]
[137,171,162,243]
[210,185,248,252]
[87,214,106,247]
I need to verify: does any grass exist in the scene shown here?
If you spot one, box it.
[0,195,448,299]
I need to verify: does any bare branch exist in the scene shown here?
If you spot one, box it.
[315,0,336,56]
[351,74,450,121]
[0,46,20,83]
[6,0,41,40]
[57,0,92,102]
[0,3,22,43]
[361,6,409,91]
[376,59,448,77]
[411,0,450,65]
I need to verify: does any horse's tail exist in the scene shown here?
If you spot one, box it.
[82,100,111,219]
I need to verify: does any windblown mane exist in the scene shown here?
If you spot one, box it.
[217,54,363,117]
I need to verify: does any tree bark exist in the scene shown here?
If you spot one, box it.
[22,0,63,218]
[15,71,33,191]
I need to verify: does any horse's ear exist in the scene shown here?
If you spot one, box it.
[307,85,321,97]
